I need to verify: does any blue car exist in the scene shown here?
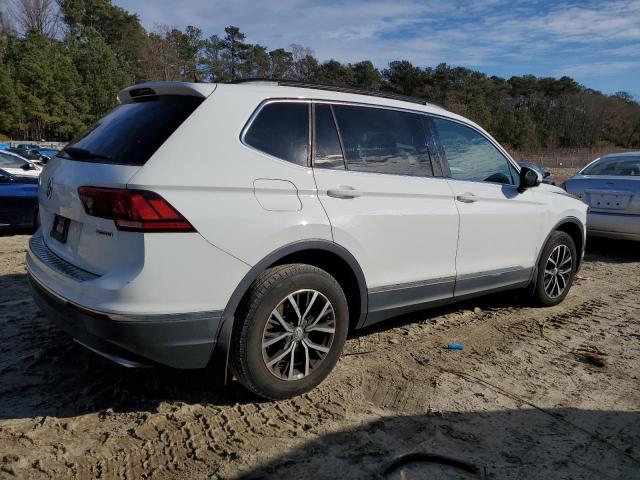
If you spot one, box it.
[0,168,39,229]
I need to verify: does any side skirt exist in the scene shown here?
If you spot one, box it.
[363,266,533,328]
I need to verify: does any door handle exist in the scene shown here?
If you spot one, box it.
[456,192,478,203]
[326,186,361,199]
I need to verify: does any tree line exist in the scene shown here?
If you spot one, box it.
[1,0,639,151]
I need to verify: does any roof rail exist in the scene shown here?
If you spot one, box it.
[227,78,443,108]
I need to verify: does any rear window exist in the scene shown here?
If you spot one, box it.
[582,156,640,176]
[61,95,204,166]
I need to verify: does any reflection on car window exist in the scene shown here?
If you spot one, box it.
[245,102,309,166]
[0,152,26,168]
[583,157,640,176]
[332,105,433,177]
[432,118,514,185]
[314,104,345,169]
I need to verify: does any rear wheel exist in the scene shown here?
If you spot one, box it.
[230,264,348,400]
[532,231,577,306]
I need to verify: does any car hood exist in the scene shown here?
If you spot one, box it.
[2,166,41,178]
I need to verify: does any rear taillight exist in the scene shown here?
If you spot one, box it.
[78,187,194,232]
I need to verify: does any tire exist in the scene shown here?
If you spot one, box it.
[532,231,577,307]
[229,263,349,400]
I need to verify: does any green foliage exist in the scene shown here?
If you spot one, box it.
[0,2,638,148]
[11,31,86,140]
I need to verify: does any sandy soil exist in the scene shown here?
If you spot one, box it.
[0,233,639,479]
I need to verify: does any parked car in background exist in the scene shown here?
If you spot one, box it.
[0,143,11,151]
[0,150,42,178]
[564,152,640,241]
[36,148,61,163]
[0,168,39,229]
[10,144,53,164]
[518,161,556,185]
[27,80,587,400]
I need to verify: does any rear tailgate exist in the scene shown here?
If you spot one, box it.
[38,84,213,276]
[39,157,142,275]
[566,177,640,215]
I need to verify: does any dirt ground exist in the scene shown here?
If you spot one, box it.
[1,231,639,479]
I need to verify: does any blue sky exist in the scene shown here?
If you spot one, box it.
[114,0,640,97]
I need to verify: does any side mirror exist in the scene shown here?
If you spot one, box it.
[22,163,35,170]
[543,171,551,178]
[518,166,541,193]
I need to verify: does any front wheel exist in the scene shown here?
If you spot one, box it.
[532,231,577,306]
[229,264,349,400]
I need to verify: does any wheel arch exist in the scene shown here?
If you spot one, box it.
[554,219,584,271]
[530,216,585,291]
[210,240,368,382]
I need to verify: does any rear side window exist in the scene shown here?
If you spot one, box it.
[314,104,345,169]
[244,102,309,166]
[62,95,204,166]
[432,117,514,185]
[332,105,433,177]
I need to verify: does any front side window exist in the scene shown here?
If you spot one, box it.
[582,156,640,176]
[244,102,309,166]
[332,105,433,177]
[432,117,514,185]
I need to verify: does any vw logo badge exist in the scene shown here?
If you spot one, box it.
[46,177,53,200]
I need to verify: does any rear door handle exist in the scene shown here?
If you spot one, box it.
[456,192,478,203]
[326,186,361,199]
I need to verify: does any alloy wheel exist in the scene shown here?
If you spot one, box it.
[543,244,572,298]
[261,289,336,381]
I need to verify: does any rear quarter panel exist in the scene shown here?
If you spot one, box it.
[126,84,333,267]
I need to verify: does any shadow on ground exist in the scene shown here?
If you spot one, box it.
[0,227,36,237]
[236,408,640,479]
[584,237,640,263]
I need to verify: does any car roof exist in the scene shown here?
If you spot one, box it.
[600,151,640,159]
[118,80,478,129]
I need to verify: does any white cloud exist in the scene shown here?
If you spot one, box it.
[558,60,640,77]
[114,0,640,87]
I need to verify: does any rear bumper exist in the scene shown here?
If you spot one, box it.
[587,212,640,241]
[29,273,223,368]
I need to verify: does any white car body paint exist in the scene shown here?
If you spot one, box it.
[26,81,587,371]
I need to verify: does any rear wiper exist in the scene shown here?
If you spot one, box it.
[62,146,111,161]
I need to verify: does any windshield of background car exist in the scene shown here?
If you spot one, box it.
[0,152,27,168]
[582,156,640,176]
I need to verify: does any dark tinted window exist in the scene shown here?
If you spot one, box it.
[244,102,309,166]
[432,117,514,184]
[332,105,433,176]
[582,156,640,176]
[62,95,203,166]
[0,152,28,168]
[314,104,345,169]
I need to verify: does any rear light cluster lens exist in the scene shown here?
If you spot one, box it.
[78,187,194,232]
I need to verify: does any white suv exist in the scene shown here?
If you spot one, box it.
[27,80,587,399]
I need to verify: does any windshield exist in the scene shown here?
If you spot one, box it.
[0,152,27,168]
[62,95,204,166]
[582,156,640,176]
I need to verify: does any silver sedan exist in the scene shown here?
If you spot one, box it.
[564,152,640,241]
